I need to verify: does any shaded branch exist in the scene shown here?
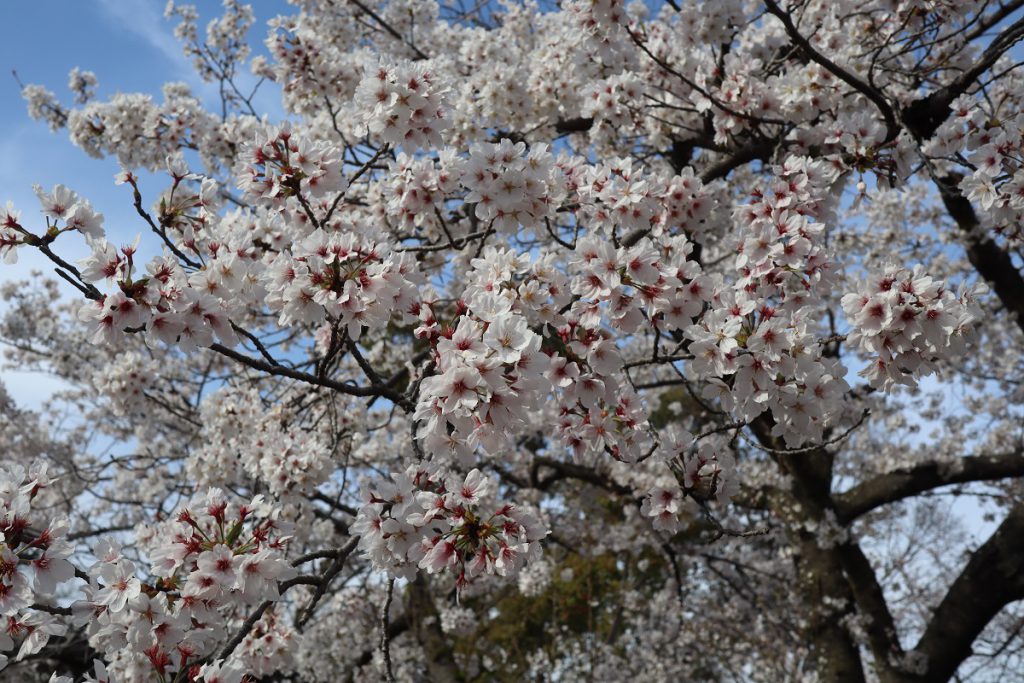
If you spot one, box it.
[934,174,1024,336]
[208,343,413,410]
[405,575,464,682]
[835,450,1024,523]
[908,503,1024,681]
[764,0,899,141]
[554,116,594,134]
[903,12,1024,139]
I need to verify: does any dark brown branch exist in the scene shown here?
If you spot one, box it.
[764,0,900,141]
[405,575,464,682]
[553,117,594,134]
[348,0,429,60]
[33,243,102,301]
[749,415,868,682]
[529,456,633,496]
[296,536,360,628]
[207,343,413,410]
[324,143,391,224]
[217,573,321,662]
[698,137,776,183]
[125,178,202,269]
[903,12,1024,140]
[934,174,1024,335]
[381,578,397,683]
[353,614,410,668]
[835,450,1024,523]
[907,503,1024,682]
[833,542,905,674]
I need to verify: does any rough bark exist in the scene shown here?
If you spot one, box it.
[933,175,1024,335]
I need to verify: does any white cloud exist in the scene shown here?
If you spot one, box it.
[94,0,219,100]
[97,0,188,65]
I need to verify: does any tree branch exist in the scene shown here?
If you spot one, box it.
[908,503,1024,681]
[207,343,413,410]
[903,12,1024,140]
[835,450,1024,523]
[764,0,899,142]
[933,174,1024,336]
[405,574,464,682]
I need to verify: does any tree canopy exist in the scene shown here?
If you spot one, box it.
[2,0,1024,681]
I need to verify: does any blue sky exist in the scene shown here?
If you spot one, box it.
[0,0,287,405]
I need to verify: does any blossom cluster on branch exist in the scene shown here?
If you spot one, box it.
[2,0,1022,680]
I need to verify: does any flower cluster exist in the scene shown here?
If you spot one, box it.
[1,203,22,265]
[77,253,238,351]
[353,466,547,589]
[21,84,67,133]
[549,234,707,462]
[640,482,695,533]
[5,184,107,263]
[263,16,363,117]
[413,246,575,461]
[459,139,565,233]
[566,0,630,56]
[264,228,423,335]
[575,159,662,235]
[382,151,459,230]
[924,94,1024,241]
[79,489,295,682]
[355,60,450,150]
[189,388,330,496]
[67,67,98,105]
[238,126,346,208]
[841,265,986,389]
[582,73,643,130]
[641,432,739,533]
[0,463,74,669]
[230,609,296,679]
[438,604,478,636]
[91,352,159,416]
[6,0,1023,678]
[548,326,653,463]
[658,168,714,235]
[460,247,573,330]
[675,157,853,446]
[32,82,227,171]
[414,308,549,463]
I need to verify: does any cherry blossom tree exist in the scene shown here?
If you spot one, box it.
[2,0,1024,680]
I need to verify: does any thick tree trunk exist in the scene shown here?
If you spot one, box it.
[791,540,869,682]
[752,417,867,683]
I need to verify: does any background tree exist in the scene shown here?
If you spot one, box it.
[1,0,1024,681]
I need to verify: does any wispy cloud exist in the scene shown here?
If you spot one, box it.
[94,0,219,100]
[92,0,284,117]
[97,0,184,63]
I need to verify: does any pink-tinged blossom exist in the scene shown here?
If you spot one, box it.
[197,659,246,683]
[237,549,297,602]
[842,265,985,389]
[355,465,547,587]
[2,3,1023,680]
[94,560,141,613]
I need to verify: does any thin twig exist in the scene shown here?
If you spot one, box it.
[381,578,397,683]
